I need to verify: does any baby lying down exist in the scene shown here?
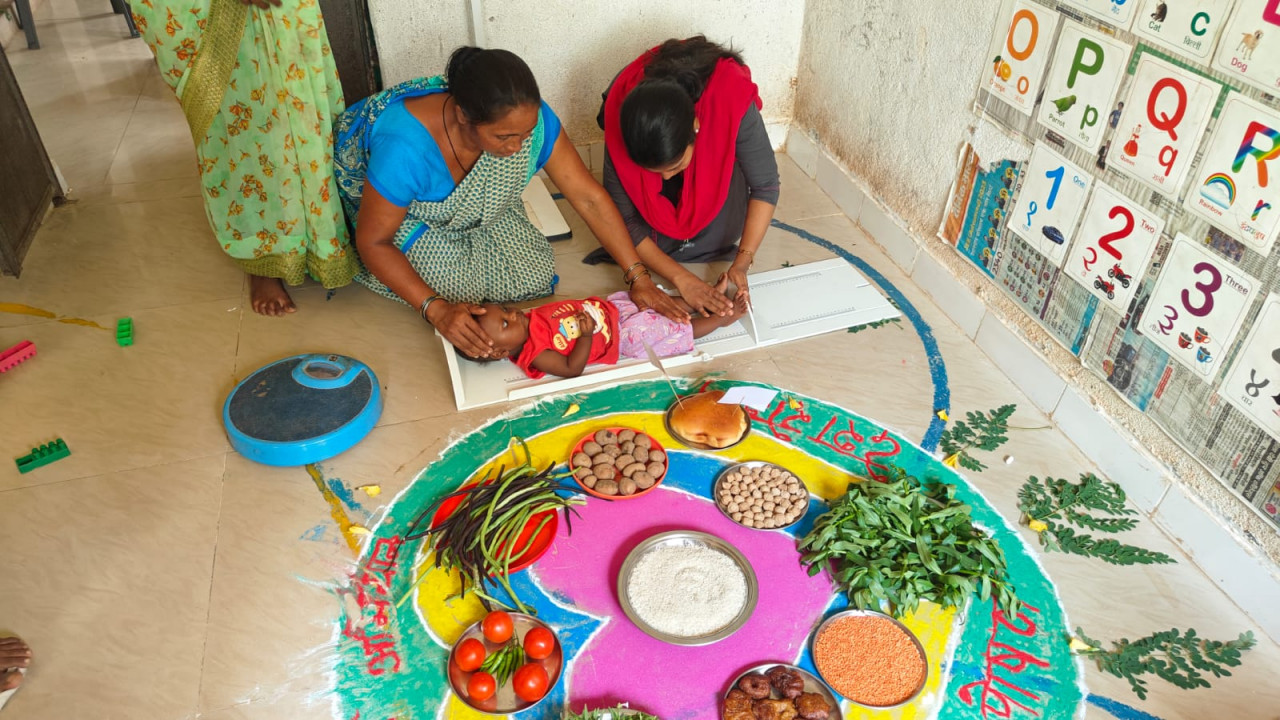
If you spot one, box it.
[464,291,745,379]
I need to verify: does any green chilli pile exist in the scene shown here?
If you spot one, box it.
[400,440,588,614]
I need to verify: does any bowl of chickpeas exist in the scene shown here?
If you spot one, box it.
[713,461,810,530]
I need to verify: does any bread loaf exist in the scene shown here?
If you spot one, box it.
[669,390,748,449]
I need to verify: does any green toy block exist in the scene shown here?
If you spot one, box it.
[116,317,134,347]
[15,439,71,474]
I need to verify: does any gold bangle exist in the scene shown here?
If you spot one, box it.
[621,261,645,283]
[626,269,651,287]
[623,263,648,285]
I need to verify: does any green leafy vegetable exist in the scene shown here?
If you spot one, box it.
[938,404,1023,472]
[797,470,1019,618]
[1018,474,1175,566]
[1072,627,1255,700]
[562,706,661,720]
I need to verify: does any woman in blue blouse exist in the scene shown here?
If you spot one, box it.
[335,47,684,359]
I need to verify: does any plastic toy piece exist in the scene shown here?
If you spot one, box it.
[0,340,36,373]
[116,318,133,347]
[15,439,71,474]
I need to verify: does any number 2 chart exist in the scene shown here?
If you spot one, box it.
[1143,234,1260,378]
[1221,293,1280,442]
[1064,182,1165,312]
[1007,141,1093,264]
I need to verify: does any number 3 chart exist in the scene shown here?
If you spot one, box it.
[1221,294,1280,441]
[987,0,1060,116]
[1185,92,1280,255]
[1143,235,1260,378]
[1007,142,1093,264]
[1110,53,1220,197]
[1064,182,1165,311]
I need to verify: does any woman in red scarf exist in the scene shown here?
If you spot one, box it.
[587,37,780,317]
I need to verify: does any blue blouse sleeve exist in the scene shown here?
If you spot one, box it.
[367,103,453,206]
[535,101,562,171]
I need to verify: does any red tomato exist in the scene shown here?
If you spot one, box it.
[512,663,549,703]
[523,627,556,660]
[454,638,486,672]
[467,671,496,701]
[481,611,514,644]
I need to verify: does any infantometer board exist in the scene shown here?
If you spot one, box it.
[441,260,901,410]
[330,380,1085,720]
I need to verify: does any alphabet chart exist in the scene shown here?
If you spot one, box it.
[988,0,1061,116]
[1038,22,1132,151]
[1221,293,1280,441]
[1063,0,1137,30]
[1133,0,1232,61]
[1007,141,1093,264]
[1213,0,1280,94]
[959,1,1280,526]
[1185,92,1280,255]
[1142,234,1260,378]
[1063,182,1165,311]
[1110,53,1221,197]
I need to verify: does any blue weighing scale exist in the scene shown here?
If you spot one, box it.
[223,353,382,466]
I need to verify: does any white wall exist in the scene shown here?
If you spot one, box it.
[368,0,805,142]
[793,0,998,233]
[367,0,471,95]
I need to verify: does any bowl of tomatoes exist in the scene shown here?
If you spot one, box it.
[447,610,563,714]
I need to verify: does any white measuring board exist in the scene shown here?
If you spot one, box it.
[441,258,900,409]
[522,175,571,241]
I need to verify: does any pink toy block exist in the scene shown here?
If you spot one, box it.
[0,341,36,373]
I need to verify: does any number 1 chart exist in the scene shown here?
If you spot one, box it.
[1007,142,1093,265]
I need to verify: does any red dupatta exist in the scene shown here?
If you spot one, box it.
[603,50,761,240]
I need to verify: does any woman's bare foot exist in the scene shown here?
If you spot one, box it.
[0,636,31,693]
[249,275,297,317]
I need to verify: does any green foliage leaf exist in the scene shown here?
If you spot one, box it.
[1018,473,1175,566]
[1072,626,1256,700]
[798,471,1020,618]
[938,404,1018,473]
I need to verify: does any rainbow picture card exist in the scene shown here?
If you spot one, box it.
[1186,92,1280,255]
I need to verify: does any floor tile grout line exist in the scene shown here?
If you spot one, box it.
[95,51,151,188]
[0,450,232,495]
[194,451,230,716]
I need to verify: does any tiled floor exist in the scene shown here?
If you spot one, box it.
[2,3,1280,719]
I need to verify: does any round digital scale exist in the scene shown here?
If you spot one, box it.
[223,353,383,466]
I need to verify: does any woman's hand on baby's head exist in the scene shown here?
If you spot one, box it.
[430,301,499,359]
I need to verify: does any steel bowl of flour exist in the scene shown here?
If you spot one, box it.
[616,529,758,646]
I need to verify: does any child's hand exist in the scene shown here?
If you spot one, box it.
[576,311,596,337]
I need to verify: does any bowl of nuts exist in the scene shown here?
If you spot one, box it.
[714,461,810,530]
[568,427,668,499]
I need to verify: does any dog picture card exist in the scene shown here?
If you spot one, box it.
[1214,0,1280,93]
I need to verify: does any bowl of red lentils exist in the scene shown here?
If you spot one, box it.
[811,609,928,709]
